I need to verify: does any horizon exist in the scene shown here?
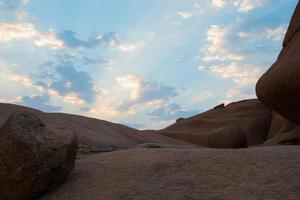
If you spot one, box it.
[0,0,298,129]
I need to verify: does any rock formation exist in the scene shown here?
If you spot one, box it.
[159,99,272,147]
[0,103,189,153]
[0,112,77,200]
[256,2,300,125]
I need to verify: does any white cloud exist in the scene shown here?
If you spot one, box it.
[21,0,30,4]
[0,23,63,49]
[195,90,214,102]
[201,25,244,61]
[197,65,206,71]
[177,3,204,19]
[265,25,287,41]
[224,87,256,104]
[211,0,226,8]
[234,0,265,12]
[117,75,141,100]
[209,63,263,86]
[115,41,144,52]
[238,25,287,42]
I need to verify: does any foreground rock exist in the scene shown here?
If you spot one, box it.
[159,99,272,147]
[0,112,77,200]
[256,2,300,124]
[41,146,300,200]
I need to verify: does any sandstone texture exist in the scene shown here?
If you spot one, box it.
[41,146,300,200]
[0,112,77,200]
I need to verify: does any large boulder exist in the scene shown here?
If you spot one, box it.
[0,112,77,200]
[256,2,300,125]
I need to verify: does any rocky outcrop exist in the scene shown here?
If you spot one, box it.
[0,112,77,200]
[159,99,272,147]
[256,2,300,125]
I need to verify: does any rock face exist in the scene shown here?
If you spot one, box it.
[264,112,300,145]
[41,146,300,200]
[256,2,300,125]
[0,112,77,200]
[159,99,272,147]
[208,126,247,148]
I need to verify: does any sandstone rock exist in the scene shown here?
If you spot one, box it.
[0,103,189,151]
[264,112,300,145]
[137,143,194,148]
[0,112,77,200]
[256,2,300,124]
[41,146,300,200]
[208,126,247,148]
[159,99,271,147]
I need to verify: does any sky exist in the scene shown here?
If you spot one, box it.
[0,0,298,129]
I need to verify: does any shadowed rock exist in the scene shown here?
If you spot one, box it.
[208,126,247,148]
[256,2,300,125]
[264,112,300,145]
[0,112,77,200]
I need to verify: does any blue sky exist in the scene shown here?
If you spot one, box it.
[0,0,297,129]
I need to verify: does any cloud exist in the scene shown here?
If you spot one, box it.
[201,25,244,62]
[148,103,198,121]
[97,32,144,52]
[79,106,90,112]
[0,23,143,52]
[117,75,177,102]
[21,0,29,5]
[177,2,204,19]
[238,25,287,42]
[48,63,97,104]
[0,0,28,20]
[0,22,63,49]
[57,30,99,49]
[18,94,62,112]
[234,0,266,12]
[265,25,287,41]
[116,75,177,111]
[224,87,256,104]
[83,56,113,65]
[209,63,263,86]
[195,90,214,102]
[211,0,226,8]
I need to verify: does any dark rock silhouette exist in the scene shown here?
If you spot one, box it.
[264,112,300,145]
[256,2,300,125]
[0,112,77,200]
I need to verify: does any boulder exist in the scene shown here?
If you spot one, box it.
[256,2,300,124]
[0,112,77,200]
